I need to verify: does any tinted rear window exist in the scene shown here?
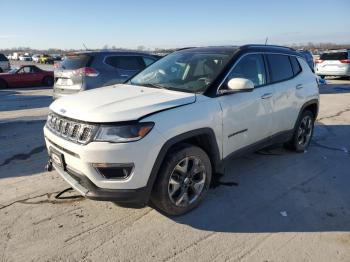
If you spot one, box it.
[290,56,302,75]
[320,52,348,60]
[105,56,145,70]
[267,54,294,83]
[0,54,8,61]
[59,55,90,70]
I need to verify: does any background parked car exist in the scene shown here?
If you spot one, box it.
[0,53,10,73]
[32,54,41,63]
[19,55,33,61]
[297,50,315,71]
[0,65,54,88]
[39,54,54,64]
[51,54,62,61]
[53,51,160,99]
[315,49,350,79]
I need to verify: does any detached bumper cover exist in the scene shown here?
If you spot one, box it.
[53,163,149,206]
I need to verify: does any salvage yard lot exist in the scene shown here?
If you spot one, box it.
[0,78,350,261]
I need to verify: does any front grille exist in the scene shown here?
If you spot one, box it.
[46,112,97,145]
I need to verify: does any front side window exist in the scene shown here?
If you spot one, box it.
[17,67,32,74]
[129,51,233,93]
[267,54,294,83]
[224,54,266,88]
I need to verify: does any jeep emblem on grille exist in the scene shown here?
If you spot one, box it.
[60,108,66,114]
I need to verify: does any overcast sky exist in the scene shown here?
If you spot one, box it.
[1,0,349,49]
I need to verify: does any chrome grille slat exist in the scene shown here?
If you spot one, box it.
[46,113,97,145]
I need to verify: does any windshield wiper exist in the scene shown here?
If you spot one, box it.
[137,83,168,90]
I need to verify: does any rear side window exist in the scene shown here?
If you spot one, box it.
[0,54,8,61]
[59,55,90,70]
[320,52,348,60]
[143,57,156,66]
[290,56,302,75]
[267,54,294,83]
[105,56,145,70]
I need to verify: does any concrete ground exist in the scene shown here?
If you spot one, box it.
[0,77,349,262]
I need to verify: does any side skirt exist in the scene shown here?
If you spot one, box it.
[221,129,294,168]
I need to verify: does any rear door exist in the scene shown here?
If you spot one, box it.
[54,54,91,90]
[266,54,301,133]
[104,55,146,81]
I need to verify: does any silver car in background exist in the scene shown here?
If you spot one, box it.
[315,49,350,79]
[53,51,160,99]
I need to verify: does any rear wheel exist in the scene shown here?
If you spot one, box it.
[0,68,3,73]
[285,110,315,152]
[42,76,54,86]
[0,79,8,89]
[151,144,212,216]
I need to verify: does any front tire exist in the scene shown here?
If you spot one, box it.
[0,79,8,89]
[285,110,315,152]
[151,144,212,216]
[42,76,54,86]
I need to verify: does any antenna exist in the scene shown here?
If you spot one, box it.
[82,43,88,50]
[264,37,268,45]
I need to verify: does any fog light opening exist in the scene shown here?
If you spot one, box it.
[92,163,134,179]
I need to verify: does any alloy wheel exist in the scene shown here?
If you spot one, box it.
[297,115,313,146]
[168,156,206,207]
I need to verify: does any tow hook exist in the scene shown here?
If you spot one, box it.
[45,159,53,172]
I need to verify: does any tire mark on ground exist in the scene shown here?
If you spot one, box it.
[229,234,273,262]
[163,232,217,262]
[33,207,83,226]
[80,209,154,261]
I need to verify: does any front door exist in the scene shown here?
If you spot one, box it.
[217,54,275,158]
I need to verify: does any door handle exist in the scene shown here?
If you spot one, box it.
[261,93,272,99]
[120,74,129,77]
[296,84,303,89]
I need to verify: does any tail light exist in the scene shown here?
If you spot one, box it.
[340,59,350,64]
[315,59,323,64]
[72,67,99,77]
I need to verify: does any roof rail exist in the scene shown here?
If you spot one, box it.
[240,44,295,51]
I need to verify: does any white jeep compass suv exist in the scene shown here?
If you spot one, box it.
[44,45,319,216]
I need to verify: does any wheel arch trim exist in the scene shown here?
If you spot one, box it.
[144,127,221,202]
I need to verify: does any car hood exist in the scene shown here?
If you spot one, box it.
[50,84,196,122]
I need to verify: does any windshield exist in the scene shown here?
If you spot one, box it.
[8,68,19,74]
[129,51,233,93]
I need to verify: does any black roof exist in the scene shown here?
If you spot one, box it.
[177,44,301,57]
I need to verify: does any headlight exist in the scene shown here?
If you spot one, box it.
[94,122,154,143]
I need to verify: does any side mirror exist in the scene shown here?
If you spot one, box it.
[227,78,254,92]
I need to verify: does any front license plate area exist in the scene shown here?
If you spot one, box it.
[50,148,66,171]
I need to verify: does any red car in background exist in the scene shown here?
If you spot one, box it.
[0,65,54,88]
